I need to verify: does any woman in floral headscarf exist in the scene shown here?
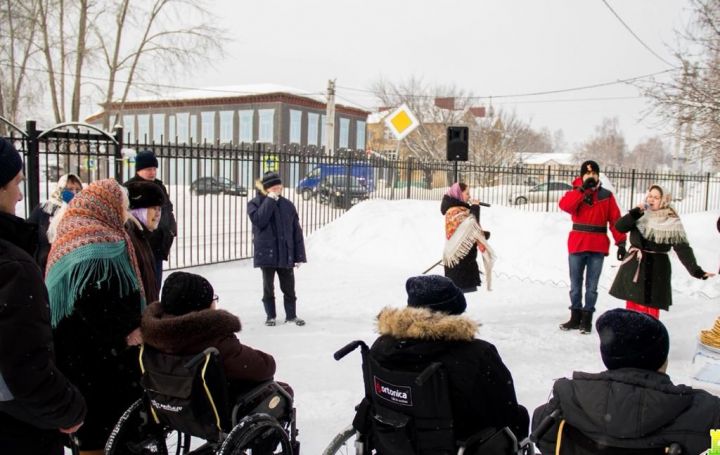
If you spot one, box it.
[45,178,145,454]
[440,182,494,292]
[610,184,714,319]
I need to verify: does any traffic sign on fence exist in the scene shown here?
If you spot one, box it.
[384,104,419,140]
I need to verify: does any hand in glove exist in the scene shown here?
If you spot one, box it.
[616,244,627,261]
[581,177,598,191]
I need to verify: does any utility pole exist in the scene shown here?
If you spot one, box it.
[326,79,336,155]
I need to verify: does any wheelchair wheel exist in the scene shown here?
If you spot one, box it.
[105,398,192,455]
[322,425,361,455]
[217,414,292,454]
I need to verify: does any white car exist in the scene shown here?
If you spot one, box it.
[510,181,573,205]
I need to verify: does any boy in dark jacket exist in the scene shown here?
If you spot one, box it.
[141,271,280,396]
[532,308,720,455]
[247,171,307,326]
[558,160,626,333]
[0,138,86,454]
[369,275,529,443]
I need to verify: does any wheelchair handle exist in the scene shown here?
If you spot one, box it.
[518,408,561,451]
[415,362,442,386]
[184,347,220,369]
[333,340,368,361]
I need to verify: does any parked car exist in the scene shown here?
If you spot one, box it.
[509,181,573,205]
[297,164,375,200]
[190,177,248,196]
[317,175,370,208]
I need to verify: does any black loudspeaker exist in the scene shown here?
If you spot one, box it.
[446,126,469,161]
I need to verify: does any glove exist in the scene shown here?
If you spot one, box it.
[616,244,627,261]
[581,178,598,191]
[267,191,279,200]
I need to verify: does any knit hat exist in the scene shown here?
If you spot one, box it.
[135,150,159,172]
[596,308,669,371]
[161,271,215,316]
[0,138,23,188]
[262,171,282,190]
[126,180,165,209]
[406,275,466,315]
[580,160,600,176]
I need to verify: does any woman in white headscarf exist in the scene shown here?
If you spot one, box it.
[28,173,83,272]
[609,184,714,318]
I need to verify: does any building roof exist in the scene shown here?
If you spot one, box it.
[85,84,369,123]
[518,152,575,165]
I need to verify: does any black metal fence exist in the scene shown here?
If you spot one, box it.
[4,119,720,271]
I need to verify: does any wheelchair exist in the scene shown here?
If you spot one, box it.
[105,345,299,454]
[321,340,522,455]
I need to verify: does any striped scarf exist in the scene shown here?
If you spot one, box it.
[45,178,145,326]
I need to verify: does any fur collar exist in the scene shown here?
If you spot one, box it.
[376,306,478,342]
[254,179,268,195]
[141,301,241,353]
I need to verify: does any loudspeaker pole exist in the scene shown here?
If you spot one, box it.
[454,160,458,183]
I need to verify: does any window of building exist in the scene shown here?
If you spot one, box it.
[219,111,234,143]
[289,109,302,144]
[152,114,165,144]
[356,120,366,150]
[307,112,319,146]
[168,115,176,142]
[258,109,274,142]
[320,114,327,147]
[201,111,215,143]
[190,114,198,143]
[176,113,189,144]
[122,115,135,143]
[339,118,350,148]
[137,114,150,143]
[239,110,253,143]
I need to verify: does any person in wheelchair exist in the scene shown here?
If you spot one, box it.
[359,275,529,452]
[141,271,289,398]
[532,308,720,455]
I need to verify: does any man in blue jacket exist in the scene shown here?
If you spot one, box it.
[248,171,307,326]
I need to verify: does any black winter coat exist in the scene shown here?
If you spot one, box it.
[125,219,159,303]
[440,195,482,290]
[27,201,60,273]
[247,186,306,268]
[0,212,86,447]
[370,307,529,441]
[532,368,720,455]
[141,302,276,394]
[53,270,143,450]
[125,176,177,260]
[609,208,705,310]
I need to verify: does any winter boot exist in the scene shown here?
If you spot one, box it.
[559,309,582,331]
[579,311,594,334]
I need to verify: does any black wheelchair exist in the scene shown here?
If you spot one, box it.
[321,340,524,455]
[105,345,299,454]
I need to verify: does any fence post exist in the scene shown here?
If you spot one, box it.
[345,152,353,210]
[25,120,40,211]
[545,165,551,212]
[705,172,711,212]
[113,125,124,182]
[406,157,413,199]
[629,169,636,210]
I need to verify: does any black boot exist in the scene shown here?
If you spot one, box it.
[559,309,582,331]
[579,311,594,334]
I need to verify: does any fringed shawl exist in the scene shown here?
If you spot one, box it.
[45,179,145,326]
[442,206,496,290]
[636,187,688,245]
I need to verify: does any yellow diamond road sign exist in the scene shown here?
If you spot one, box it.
[384,104,419,140]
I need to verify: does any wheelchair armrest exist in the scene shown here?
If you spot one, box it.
[183,347,220,369]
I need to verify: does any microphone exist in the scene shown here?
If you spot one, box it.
[477,201,491,207]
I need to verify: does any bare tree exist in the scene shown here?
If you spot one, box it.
[625,136,672,171]
[0,0,42,131]
[575,117,627,168]
[640,0,720,168]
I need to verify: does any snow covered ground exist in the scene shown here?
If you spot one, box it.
[182,199,720,453]
[64,199,720,453]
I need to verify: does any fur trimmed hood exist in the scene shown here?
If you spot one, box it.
[254,179,268,195]
[376,306,478,342]
[141,301,241,353]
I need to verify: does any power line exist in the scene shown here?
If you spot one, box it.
[336,68,678,101]
[600,0,675,67]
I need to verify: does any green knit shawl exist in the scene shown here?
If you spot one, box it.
[46,240,145,327]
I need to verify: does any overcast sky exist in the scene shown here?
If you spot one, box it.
[178,0,693,150]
